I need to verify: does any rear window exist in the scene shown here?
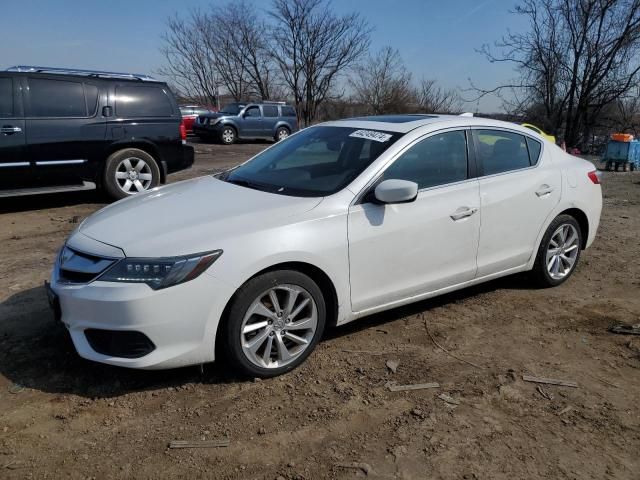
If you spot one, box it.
[116,85,174,117]
[29,78,87,117]
[475,130,531,176]
[0,78,12,117]
[281,106,296,117]
[263,105,279,117]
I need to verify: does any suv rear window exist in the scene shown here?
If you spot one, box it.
[0,78,12,117]
[29,78,87,117]
[281,106,296,117]
[263,105,279,117]
[116,86,174,117]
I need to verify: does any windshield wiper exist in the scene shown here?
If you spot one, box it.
[225,178,273,193]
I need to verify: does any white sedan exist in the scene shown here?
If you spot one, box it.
[48,114,602,377]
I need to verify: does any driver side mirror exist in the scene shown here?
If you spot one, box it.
[373,179,418,204]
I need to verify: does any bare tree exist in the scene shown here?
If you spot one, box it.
[208,1,280,101]
[158,11,220,105]
[472,0,640,148]
[269,0,371,125]
[350,47,414,114]
[416,79,462,114]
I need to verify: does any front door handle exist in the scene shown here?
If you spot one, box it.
[535,185,554,197]
[450,207,478,221]
[1,125,22,135]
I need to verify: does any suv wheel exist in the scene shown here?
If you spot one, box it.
[220,270,326,378]
[275,126,290,142]
[104,148,160,200]
[220,126,237,145]
[531,214,582,287]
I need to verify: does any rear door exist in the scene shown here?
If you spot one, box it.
[24,76,106,186]
[0,75,28,189]
[472,128,560,276]
[261,105,279,137]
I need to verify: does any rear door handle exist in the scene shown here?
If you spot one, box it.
[1,126,22,135]
[450,207,478,221]
[535,185,554,197]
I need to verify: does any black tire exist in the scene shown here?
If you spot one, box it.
[531,214,583,288]
[220,270,326,378]
[274,126,290,142]
[220,125,237,145]
[631,163,636,172]
[103,148,161,200]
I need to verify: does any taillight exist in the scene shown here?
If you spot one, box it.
[587,170,600,184]
[179,120,187,142]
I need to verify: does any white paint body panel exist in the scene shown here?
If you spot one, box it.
[50,116,602,369]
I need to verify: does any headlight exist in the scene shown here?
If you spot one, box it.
[98,250,222,290]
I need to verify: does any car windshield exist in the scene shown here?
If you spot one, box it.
[219,126,403,197]
[220,103,243,115]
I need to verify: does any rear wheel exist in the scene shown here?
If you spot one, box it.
[103,148,160,200]
[274,126,290,142]
[531,215,582,287]
[220,270,326,378]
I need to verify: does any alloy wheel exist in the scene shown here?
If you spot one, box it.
[546,224,579,280]
[115,157,153,194]
[278,129,289,141]
[222,128,235,144]
[240,284,318,369]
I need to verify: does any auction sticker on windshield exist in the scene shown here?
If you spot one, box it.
[349,130,393,143]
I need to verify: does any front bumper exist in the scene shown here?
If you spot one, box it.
[193,122,223,137]
[49,268,236,369]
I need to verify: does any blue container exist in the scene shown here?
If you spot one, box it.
[603,140,640,171]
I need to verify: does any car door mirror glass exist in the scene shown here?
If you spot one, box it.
[374,179,418,204]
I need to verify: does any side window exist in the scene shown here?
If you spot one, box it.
[0,78,13,117]
[262,105,278,117]
[475,130,530,176]
[383,131,468,189]
[526,136,542,165]
[29,78,86,117]
[281,106,296,117]
[115,86,173,117]
[245,106,261,118]
[84,84,99,116]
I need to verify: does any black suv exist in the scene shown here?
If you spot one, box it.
[193,102,298,144]
[0,66,194,200]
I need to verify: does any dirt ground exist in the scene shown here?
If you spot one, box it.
[1,139,639,480]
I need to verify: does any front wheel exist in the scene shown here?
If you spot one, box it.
[531,215,582,287]
[220,270,326,378]
[220,126,237,145]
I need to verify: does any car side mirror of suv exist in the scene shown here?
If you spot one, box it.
[373,179,418,204]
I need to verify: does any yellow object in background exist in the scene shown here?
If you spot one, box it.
[521,123,556,143]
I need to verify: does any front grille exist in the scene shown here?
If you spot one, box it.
[85,329,156,358]
[58,246,117,284]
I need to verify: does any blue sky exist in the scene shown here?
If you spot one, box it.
[0,0,527,111]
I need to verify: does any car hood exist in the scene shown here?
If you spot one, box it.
[78,176,322,257]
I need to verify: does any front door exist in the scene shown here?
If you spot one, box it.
[0,76,28,189]
[242,105,263,136]
[348,130,481,312]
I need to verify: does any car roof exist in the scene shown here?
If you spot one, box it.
[321,114,542,136]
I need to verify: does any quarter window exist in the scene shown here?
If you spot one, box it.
[281,106,296,117]
[0,78,12,117]
[29,78,86,117]
[382,131,468,189]
[526,136,542,165]
[475,130,530,175]
[116,86,173,117]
